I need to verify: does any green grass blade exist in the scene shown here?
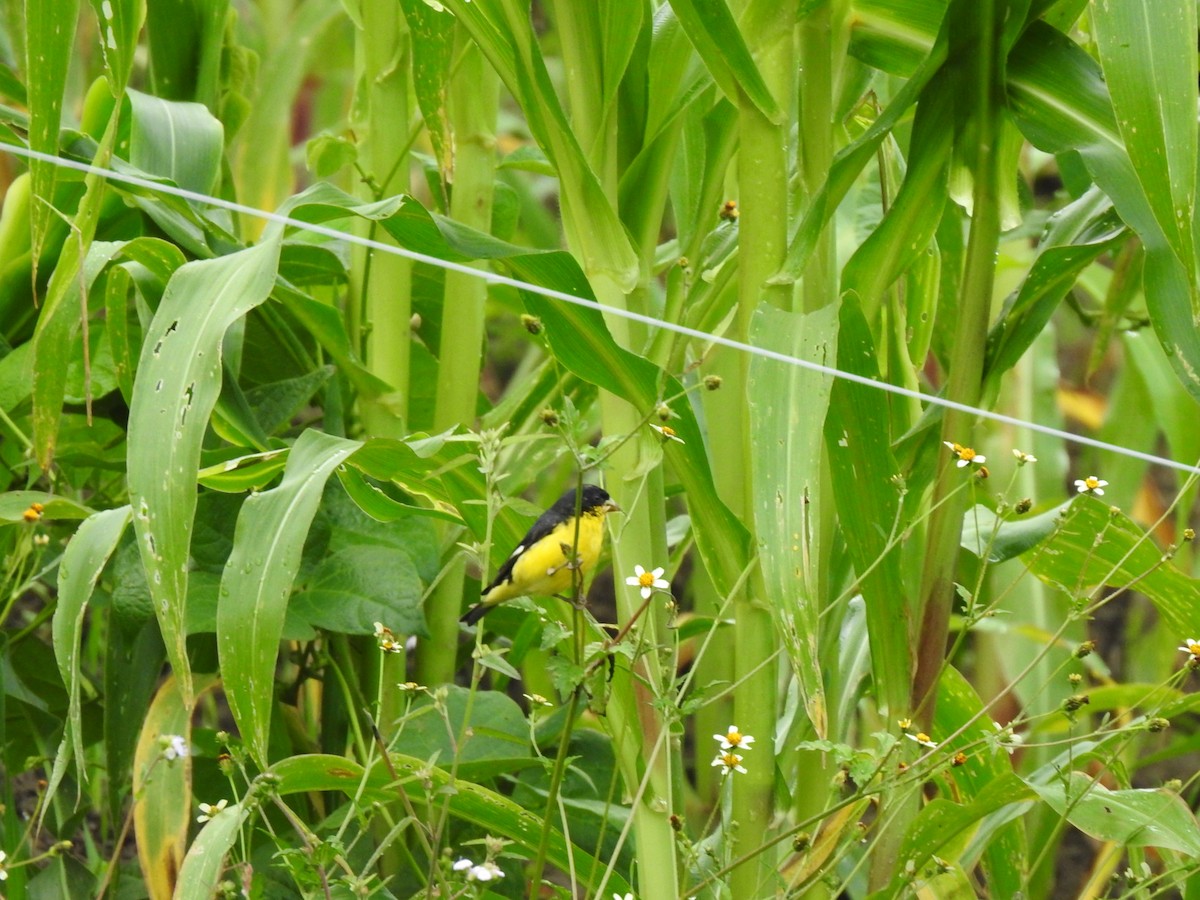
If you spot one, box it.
[127,237,282,704]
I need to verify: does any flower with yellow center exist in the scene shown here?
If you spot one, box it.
[1074,475,1108,496]
[711,751,747,775]
[714,725,755,751]
[650,423,685,444]
[943,441,985,468]
[626,565,670,600]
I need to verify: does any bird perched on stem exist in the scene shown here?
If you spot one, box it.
[461,485,620,627]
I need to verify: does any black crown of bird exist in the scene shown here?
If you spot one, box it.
[461,484,621,627]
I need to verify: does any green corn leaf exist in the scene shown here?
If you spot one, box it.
[25,0,80,272]
[45,505,132,815]
[128,237,282,704]
[87,0,146,95]
[218,428,361,765]
[665,0,781,122]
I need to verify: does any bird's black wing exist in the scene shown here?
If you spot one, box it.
[481,505,568,595]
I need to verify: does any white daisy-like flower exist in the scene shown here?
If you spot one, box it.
[943,441,985,468]
[1012,448,1037,464]
[196,798,229,823]
[711,751,747,775]
[713,725,755,751]
[0,849,7,880]
[650,423,685,444]
[374,621,403,653]
[905,731,937,749]
[625,564,670,600]
[1179,638,1200,659]
[1075,476,1108,496]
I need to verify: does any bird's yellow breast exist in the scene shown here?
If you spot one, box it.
[488,511,606,603]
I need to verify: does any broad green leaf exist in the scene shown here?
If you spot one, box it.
[24,0,80,269]
[849,0,947,76]
[960,501,1067,564]
[88,0,146,94]
[749,303,837,737]
[128,237,282,704]
[1029,774,1200,855]
[127,88,224,195]
[336,464,463,525]
[289,485,436,637]
[400,685,530,776]
[48,505,131,808]
[0,490,93,523]
[217,429,361,765]
[1021,495,1200,639]
[824,297,911,716]
[665,0,782,122]
[1093,0,1197,305]
[175,800,250,900]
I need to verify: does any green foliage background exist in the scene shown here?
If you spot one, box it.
[2,0,1200,897]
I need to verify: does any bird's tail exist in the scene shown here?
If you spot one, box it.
[460,603,489,627]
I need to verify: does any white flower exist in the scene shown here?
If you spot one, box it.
[713,725,755,751]
[614,894,635,900]
[1012,448,1037,464]
[196,798,229,823]
[625,565,670,600]
[1179,638,1200,659]
[0,849,7,880]
[453,858,473,872]
[711,751,747,775]
[943,441,985,468]
[650,423,685,444]
[986,721,1024,755]
[468,861,503,881]
[374,621,402,653]
[162,734,189,761]
[905,731,937,749]
[1075,476,1108,495]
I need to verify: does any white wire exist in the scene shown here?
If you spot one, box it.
[5,142,1199,476]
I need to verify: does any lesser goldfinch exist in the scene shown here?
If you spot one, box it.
[461,485,620,626]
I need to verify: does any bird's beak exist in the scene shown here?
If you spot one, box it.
[605,500,622,514]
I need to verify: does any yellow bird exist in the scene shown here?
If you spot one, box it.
[461,485,620,626]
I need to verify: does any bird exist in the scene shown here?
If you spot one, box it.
[461,485,621,627]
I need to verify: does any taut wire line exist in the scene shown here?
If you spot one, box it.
[4,142,1198,475]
